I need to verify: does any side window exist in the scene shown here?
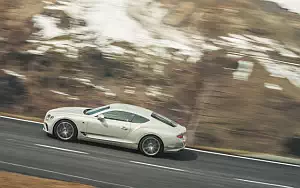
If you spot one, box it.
[103,111,135,122]
[132,114,149,123]
[86,106,110,115]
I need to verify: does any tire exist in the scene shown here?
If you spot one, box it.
[46,133,55,138]
[139,135,163,157]
[54,120,78,141]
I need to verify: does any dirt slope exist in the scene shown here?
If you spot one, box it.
[0,171,93,188]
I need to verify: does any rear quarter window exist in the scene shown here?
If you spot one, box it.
[131,114,149,123]
[151,112,177,127]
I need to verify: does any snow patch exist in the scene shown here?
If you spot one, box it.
[32,15,66,39]
[105,92,117,98]
[53,49,67,53]
[134,57,147,63]
[50,89,80,100]
[228,34,254,42]
[99,46,126,55]
[57,0,72,5]
[268,0,300,14]
[73,78,92,83]
[37,45,52,53]
[145,86,173,98]
[125,86,136,89]
[244,35,277,46]
[153,64,164,75]
[220,36,251,47]
[2,69,26,80]
[138,63,149,68]
[42,1,53,5]
[125,50,136,55]
[30,0,205,61]
[67,96,80,100]
[44,5,65,10]
[26,50,44,55]
[66,54,78,59]
[226,53,243,59]
[276,48,300,58]
[264,83,283,91]
[259,60,300,88]
[287,45,300,54]
[187,56,200,63]
[232,61,254,81]
[50,90,69,96]
[201,43,221,51]
[124,89,135,94]
[95,85,110,92]
[140,48,157,56]
[241,51,269,58]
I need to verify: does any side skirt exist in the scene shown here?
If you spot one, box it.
[79,132,138,150]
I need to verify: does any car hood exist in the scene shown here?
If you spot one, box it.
[48,107,88,115]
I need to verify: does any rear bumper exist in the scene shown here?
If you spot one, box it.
[164,142,186,153]
[164,147,185,153]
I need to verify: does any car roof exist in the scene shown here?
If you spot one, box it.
[109,103,153,117]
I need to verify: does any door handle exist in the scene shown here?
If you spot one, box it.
[121,126,128,130]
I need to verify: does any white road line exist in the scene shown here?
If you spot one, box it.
[0,115,43,124]
[6,138,18,142]
[1,115,300,168]
[0,160,134,188]
[34,144,89,155]
[130,161,187,172]
[235,178,294,188]
[185,148,300,168]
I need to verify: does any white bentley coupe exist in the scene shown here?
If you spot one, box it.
[43,103,187,156]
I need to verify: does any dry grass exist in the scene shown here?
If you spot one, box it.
[0,112,43,123]
[189,145,255,155]
[0,171,93,188]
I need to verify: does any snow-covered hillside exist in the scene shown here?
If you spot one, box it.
[27,0,300,89]
[268,0,300,14]
[31,0,204,62]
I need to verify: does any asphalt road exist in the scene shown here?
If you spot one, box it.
[0,117,299,188]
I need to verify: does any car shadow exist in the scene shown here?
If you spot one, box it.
[76,139,198,161]
[158,150,198,161]
[46,134,198,161]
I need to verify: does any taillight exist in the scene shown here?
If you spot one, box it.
[177,134,183,139]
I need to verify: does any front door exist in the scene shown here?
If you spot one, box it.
[86,110,134,141]
[85,116,111,139]
[101,110,134,139]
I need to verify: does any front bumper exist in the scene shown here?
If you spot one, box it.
[43,122,50,133]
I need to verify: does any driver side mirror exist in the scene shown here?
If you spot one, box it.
[97,114,105,121]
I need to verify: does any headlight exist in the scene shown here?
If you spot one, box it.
[45,114,54,121]
[45,114,50,120]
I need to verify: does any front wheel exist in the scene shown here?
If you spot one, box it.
[54,120,77,141]
[139,135,163,157]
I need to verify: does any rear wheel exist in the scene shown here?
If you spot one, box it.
[139,135,163,157]
[54,120,77,141]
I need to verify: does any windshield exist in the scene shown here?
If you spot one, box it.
[151,112,178,127]
[85,105,110,115]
